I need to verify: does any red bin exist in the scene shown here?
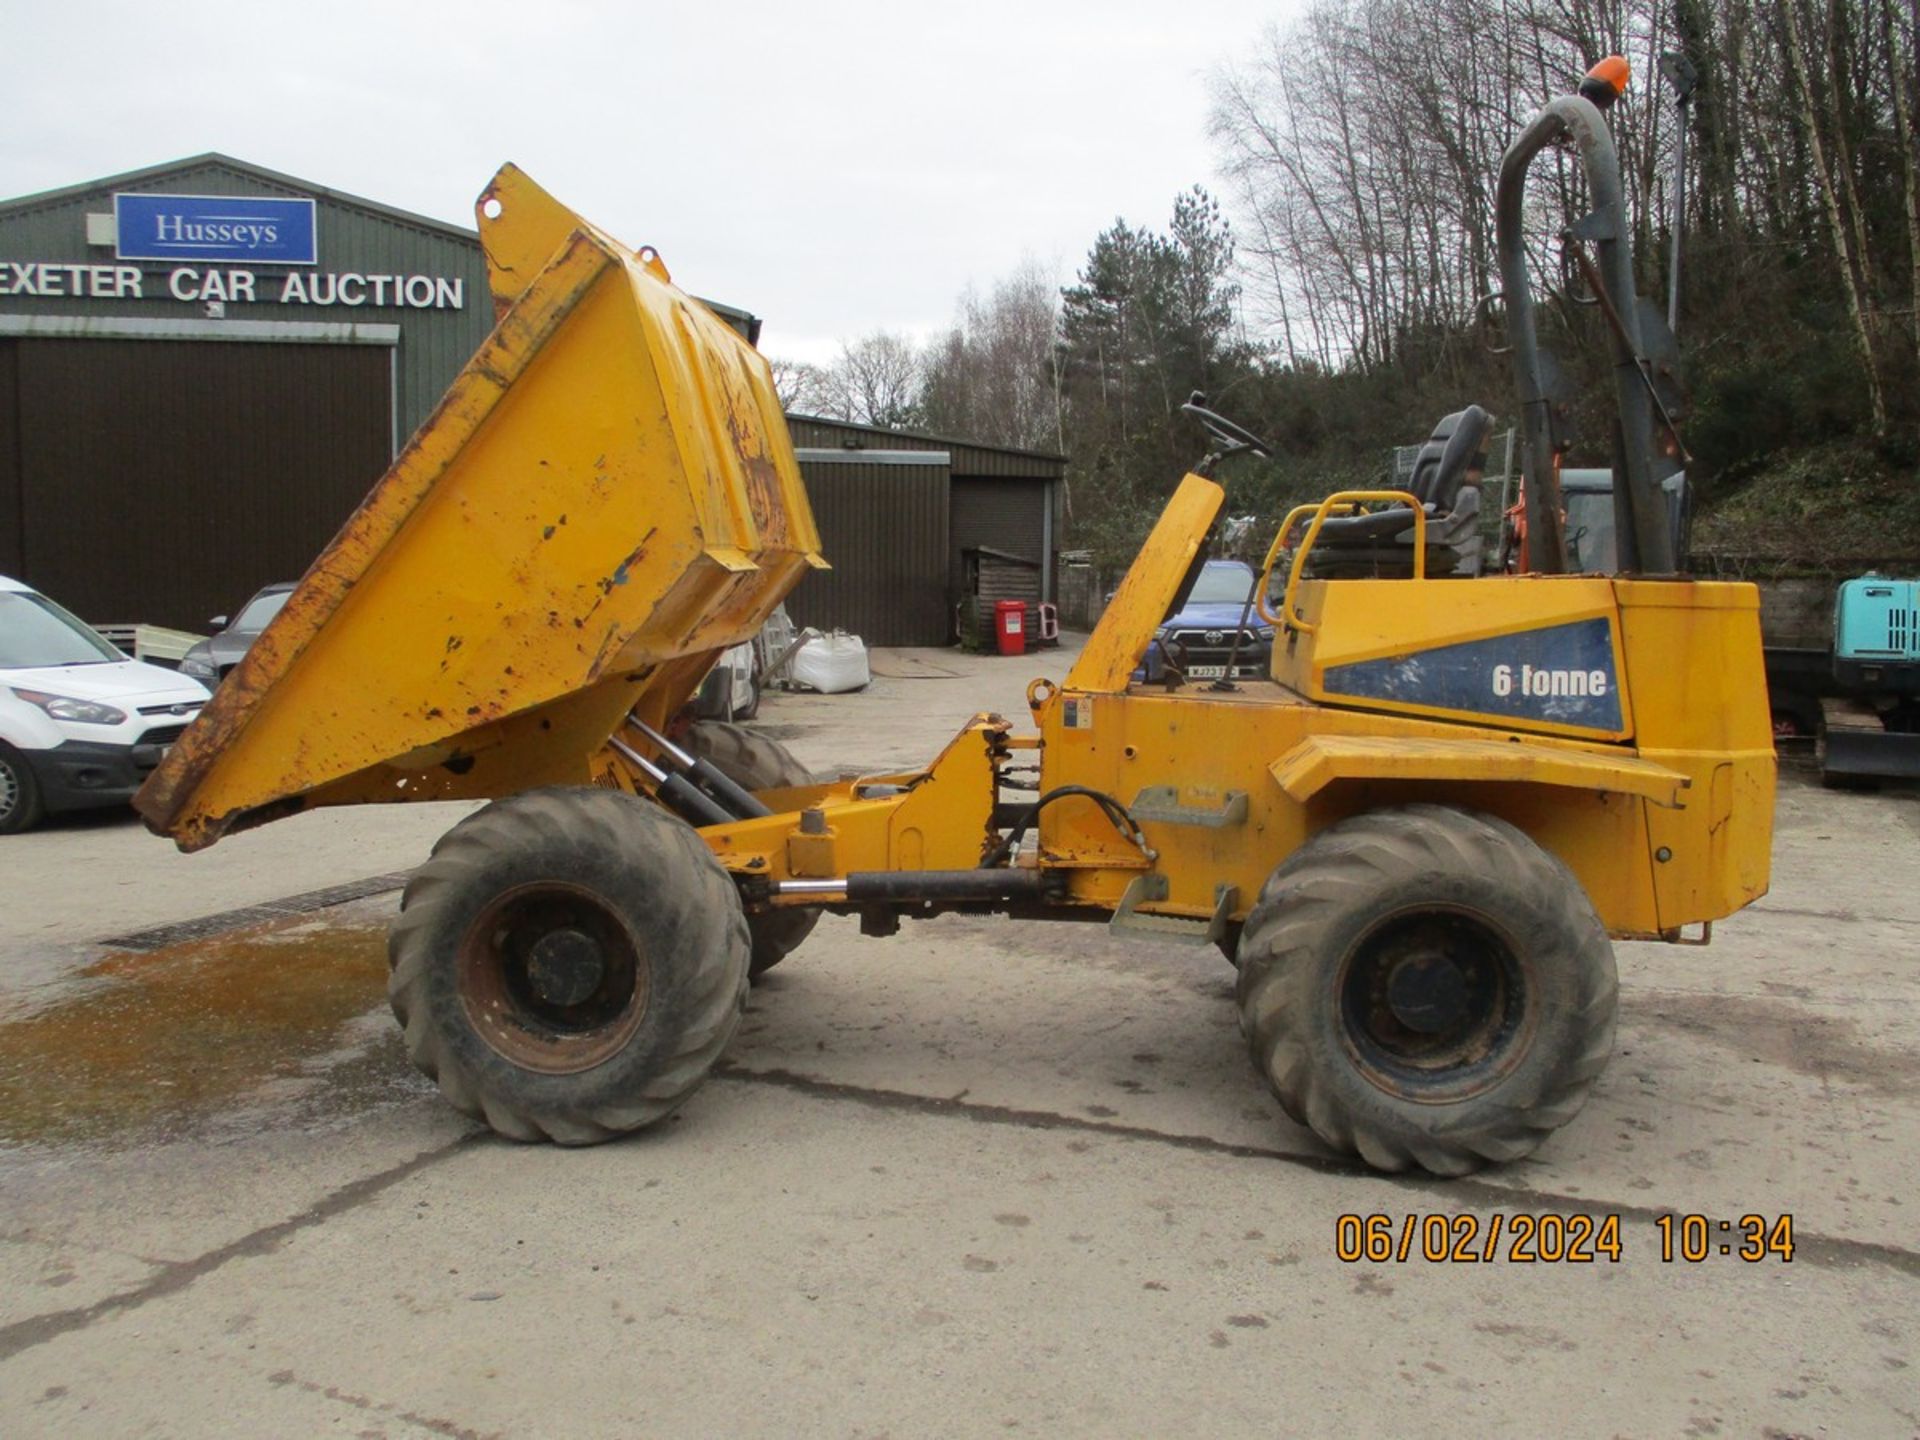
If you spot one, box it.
[994,599,1027,656]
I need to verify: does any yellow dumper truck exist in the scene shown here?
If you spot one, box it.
[138,64,1774,1176]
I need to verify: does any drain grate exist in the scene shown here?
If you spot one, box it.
[99,871,414,952]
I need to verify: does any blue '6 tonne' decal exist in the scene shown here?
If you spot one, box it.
[1322,617,1623,731]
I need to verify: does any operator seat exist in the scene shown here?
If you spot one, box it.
[1303,405,1492,579]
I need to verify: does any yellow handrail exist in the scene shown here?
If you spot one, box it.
[1255,503,1326,626]
[1271,490,1427,635]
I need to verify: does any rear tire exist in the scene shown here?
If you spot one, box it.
[682,721,817,976]
[1235,804,1616,1176]
[388,786,749,1144]
[0,743,46,835]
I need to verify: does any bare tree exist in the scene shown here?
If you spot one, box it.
[919,264,1065,450]
[1780,0,1887,430]
[771,333,925,428]
[767,356,839,416]
[1209,0,1915,437]
[827,332,923,429]
[1879,0,1920,356]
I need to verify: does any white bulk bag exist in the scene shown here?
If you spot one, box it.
[788,630,870,694]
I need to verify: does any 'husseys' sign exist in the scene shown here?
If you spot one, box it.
[114,193,317,265]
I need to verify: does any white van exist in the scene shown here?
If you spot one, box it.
[0,575,211,834]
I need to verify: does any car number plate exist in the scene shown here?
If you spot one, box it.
[1188,665,1227,678]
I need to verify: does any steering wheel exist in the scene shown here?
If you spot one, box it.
[1181,392,1273,467]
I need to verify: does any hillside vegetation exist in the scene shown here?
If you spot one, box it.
[779,0,1919,577]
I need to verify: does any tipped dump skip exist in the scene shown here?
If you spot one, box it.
[137,166,825,850]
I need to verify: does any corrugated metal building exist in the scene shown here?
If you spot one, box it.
[1,155,1062,646]
[786,415,1065,646]
[0,154,494,630]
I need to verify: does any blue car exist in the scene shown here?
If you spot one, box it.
[1136,559,1275,683]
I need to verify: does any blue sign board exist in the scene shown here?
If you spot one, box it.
[114,193,317,265]
[1323,616,1624,732]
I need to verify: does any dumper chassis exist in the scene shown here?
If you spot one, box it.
[138,63,1775,1177]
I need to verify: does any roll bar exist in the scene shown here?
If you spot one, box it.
[1494,68,1679,575]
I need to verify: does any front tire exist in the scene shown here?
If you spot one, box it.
[0,743,47,835]
[388,786,749,1144]
[1236,805,1616,1176]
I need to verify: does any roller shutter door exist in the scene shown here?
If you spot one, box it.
[0,337,391,629]
[951,477,1048,597]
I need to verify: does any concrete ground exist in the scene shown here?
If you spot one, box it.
[1,635,1916,1438]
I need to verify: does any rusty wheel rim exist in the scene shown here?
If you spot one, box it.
[1336,906,1531,1103]
[457,882,649,1074]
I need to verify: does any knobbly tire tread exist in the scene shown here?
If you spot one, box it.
[388,785,750,1145]
[682,721,819,977]
[1234,804,1617,1177]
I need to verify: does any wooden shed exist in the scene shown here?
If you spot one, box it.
[956,546,1050,651]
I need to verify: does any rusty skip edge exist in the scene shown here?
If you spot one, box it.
[134,228,624,851]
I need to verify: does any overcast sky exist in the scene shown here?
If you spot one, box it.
[2,0,1297,365]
